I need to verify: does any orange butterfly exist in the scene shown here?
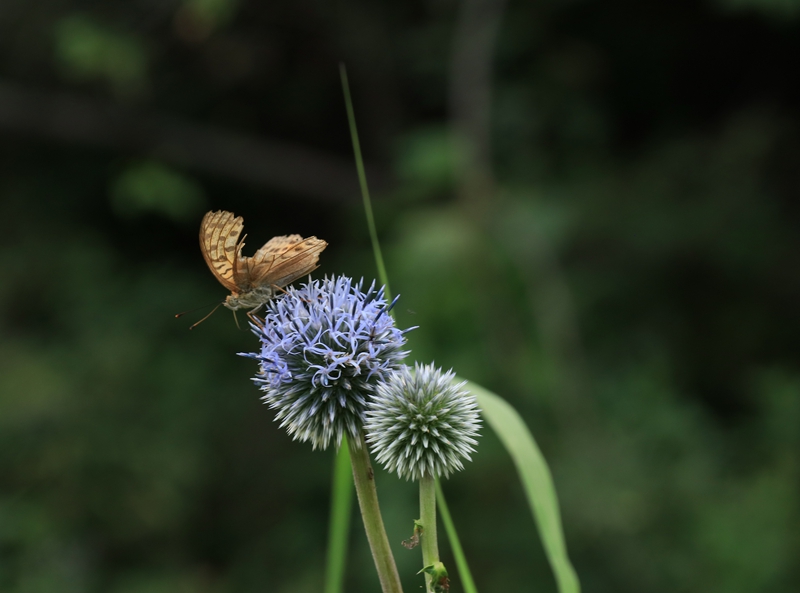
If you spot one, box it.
[198,210,327,322]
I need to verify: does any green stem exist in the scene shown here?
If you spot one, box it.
[324,438,353,593]
[420,473,439,591]
[348,432,404,593]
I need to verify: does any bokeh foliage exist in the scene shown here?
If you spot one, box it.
[1,0,799,592]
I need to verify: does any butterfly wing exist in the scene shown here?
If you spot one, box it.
[247,235,328,288]
[199,210,245,293]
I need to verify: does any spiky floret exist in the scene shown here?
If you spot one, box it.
[241,277,411,450]
[364,363,481,480]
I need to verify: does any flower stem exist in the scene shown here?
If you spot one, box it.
[420,473,439,591]
[348,432,404,593]
[324,438,353,593]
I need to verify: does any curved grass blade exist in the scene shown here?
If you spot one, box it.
[324,438,354,593]
[436,479,479,593]
[468,381,580,593]
[339,63,391,300]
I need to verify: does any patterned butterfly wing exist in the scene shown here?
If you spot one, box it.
[199,210,245,293]
[247,234,327,288]
[245,235,301,280]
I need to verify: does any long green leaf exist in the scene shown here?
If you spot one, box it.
[468,381,580,593]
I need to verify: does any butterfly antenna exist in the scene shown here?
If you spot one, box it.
[175,301,221,319]
[187,302,224,330]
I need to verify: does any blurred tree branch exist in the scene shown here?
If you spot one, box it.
[449,0,590,419]
[449,0,508,214]
[0,79,390,201]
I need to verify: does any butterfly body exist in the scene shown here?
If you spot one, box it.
[200,210,326,315]
[223,285,276,311]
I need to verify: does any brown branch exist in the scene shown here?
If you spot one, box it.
[0,79,390,201]
[449,0,508,213]
[448,0,590,419]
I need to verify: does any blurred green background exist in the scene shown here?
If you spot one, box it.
[1,0,799,591]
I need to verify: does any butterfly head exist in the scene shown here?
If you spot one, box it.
[223,294,247,311]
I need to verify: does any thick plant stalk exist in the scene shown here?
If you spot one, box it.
[420,473,440,591]
[349,433,404,593]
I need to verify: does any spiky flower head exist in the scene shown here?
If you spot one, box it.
[364,363,481,480]
[242,277,411,450]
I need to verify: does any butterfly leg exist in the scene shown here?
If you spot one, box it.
[246,306,266,330]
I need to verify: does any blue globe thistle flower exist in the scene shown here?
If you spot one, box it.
[364,363,481,480]
[242,277,411,450]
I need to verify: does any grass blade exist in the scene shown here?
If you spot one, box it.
[436,479,479,593]
[324,438,354,593]
[339,63,391,299]
[468,381,581,593]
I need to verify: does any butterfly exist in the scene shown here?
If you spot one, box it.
[198,210,327,322]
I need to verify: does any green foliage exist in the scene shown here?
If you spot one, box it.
[2,1,800,592]
[394,127,459,200]
[110,161,206,222]
[174,0,241,43]
[181,0,239,25]
[54,15,148,97]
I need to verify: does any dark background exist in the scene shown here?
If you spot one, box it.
[1,0,799,591]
